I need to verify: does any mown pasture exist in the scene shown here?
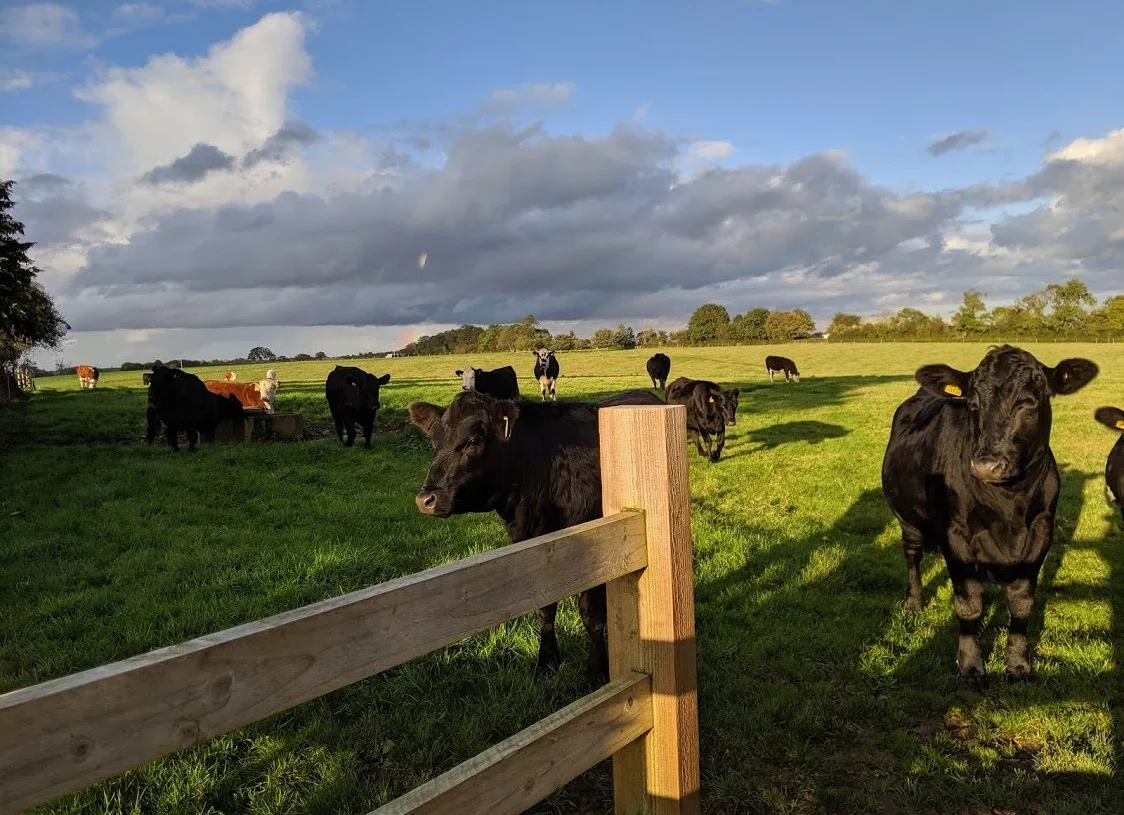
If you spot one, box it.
[2,343,1123,815]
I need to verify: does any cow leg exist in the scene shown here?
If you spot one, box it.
[550,379,556,401]
[579,585,609,688]
[333,413,344,445]
[1003,572,1040,680]
[361,416,374,449]
[535,602,562,676]
[186,429,199,452]
[166,424,179,452]
[145,407,160,444]
[950,568,985,682]
[690,430,707,459]
[901,528,925,611]
[710,427,726,463]
[344,421,356,447]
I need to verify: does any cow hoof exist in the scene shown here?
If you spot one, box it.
[709,453,721,463]
[904,595,923,612]
[1005,663,1034,682]
[958,662,986,686]
[533,660,560,680]
[343,440,354,448]
[364,442,372,449]
[586,669,609,690]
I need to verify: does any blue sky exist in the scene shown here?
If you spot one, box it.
[3,0,1124,364]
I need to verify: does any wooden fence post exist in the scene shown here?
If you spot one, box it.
[600,404,700,815]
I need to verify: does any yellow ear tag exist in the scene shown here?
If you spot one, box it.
[708,396,716,403]
[503,416,510,439]
[944,384,963,397]
[1116,419,1124,431]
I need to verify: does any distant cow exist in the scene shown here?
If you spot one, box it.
[882,345,1097,682]
[765,355,800,383]
[454,364,520,399]
[203,378,278,412]
[666,376,735,463]
[408,388,664,686]
[146,365,246,452]
[532,349,560,401]
[646,353,671,390]
[1095,406,1124,521]
[325,365,391,448]
[265,369,277,381]
[142,372,153,386]
[224,371,238,381]
[76,365,99,389]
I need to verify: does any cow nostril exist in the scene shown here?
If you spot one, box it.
[415,491,438,513]
[970,458,1007,482]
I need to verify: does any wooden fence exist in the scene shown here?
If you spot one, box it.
[0,404,699,815]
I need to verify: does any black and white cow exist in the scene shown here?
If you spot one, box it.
[454,365,520,399]
[882,345,1098,682]
[1094,406,1124,521]
[532,349,560,401]
[765,355,800,383]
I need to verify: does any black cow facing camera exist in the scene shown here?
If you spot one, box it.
[1094,406,1124,520]
[882,345,1098,683]
[666,377,735,462]
[325,365,391,448]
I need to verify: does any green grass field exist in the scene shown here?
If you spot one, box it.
[3,343,1123,815]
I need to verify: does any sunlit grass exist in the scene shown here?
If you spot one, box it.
[3,342,1123,814]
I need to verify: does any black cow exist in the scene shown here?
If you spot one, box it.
[142,372,153,386]
[1094,406,1124,520]
[408,388,664,686]
[665,376,734,463]
[532,349,560,401]
[765,354,800,383]
[881,345,1098,682]
[325,365,391,448]
[646,353,671,390]
[455,364,520,399]
[146,365,245,452]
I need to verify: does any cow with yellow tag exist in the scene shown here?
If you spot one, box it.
[1094,406,1124,519]
[881,345,1098,683]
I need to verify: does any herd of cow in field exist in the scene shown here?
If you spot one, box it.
[67,344,1124,686]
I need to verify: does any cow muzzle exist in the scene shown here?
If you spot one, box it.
[969,457,1016,484]
[415,489,451,517]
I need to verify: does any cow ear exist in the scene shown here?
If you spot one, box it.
[1094,406,1124,432]
[915,364,970,400]
[454,370,463,377]
[729,388,740,398]
[492,399,519,441]
[377,373,391,385]
[408,402,445,438]
[1045,358,1099,396]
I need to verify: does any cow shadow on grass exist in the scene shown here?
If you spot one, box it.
[720,420,851,460]
[689,470,1122,814]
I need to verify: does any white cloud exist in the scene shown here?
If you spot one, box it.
[0,68,66,91]
[0,3,94,49]
[112,3,166,23]
[489,82,574,108]
[687,140,736,162]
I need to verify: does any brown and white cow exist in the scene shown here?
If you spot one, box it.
[224,371,238,381]
[76,365,99,389]
[203,377,278,412]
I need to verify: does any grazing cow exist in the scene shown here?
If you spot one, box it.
[408,388,664,686]
[76,365,99,389]
[532,349,560,401]
[203,378,278,412]
[765,355,800,383]
[146,365,245,451]
[454,364,520,399]
[646,353,671,390]
[224,371,238,381]
[666,376,733,463]
[325,365,391,448]
[1094,406,1124,520]
[881,345,1098,682]
[142,372,153,386]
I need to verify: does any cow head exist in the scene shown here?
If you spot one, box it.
[256,378,280,409]
[534,349,555,367]
[409,391,519,517]
[344,370,390,410]
[916,345,1098,485]
[1095,406,1124,433]
[721,388,740,426]
[454,367,478,391]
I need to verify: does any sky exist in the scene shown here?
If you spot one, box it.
[3,0,1124,367]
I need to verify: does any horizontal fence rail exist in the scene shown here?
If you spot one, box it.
[0,512,647,814]
[2,404,700,815]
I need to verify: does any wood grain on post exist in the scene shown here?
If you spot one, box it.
[372,672,653,815]
[600,404,700,815]
[0,512,647,815]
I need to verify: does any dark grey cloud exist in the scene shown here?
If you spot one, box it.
[14,174,109,246]
[142,143,235,185]
[927,129,988,157]
[242,120,321,168]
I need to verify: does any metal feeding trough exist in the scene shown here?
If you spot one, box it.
[213,410,303,443]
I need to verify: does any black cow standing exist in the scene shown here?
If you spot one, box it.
[1094,406,1124,521]
[325,365,391,448]
[882,345,1098,682]
[146,365,245,452]
[408,388,664,686]
[532,349,560,401]
[665,376,737,463]
[455,365,520,399]
[646,353,671,390]
[765,355,800,383]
